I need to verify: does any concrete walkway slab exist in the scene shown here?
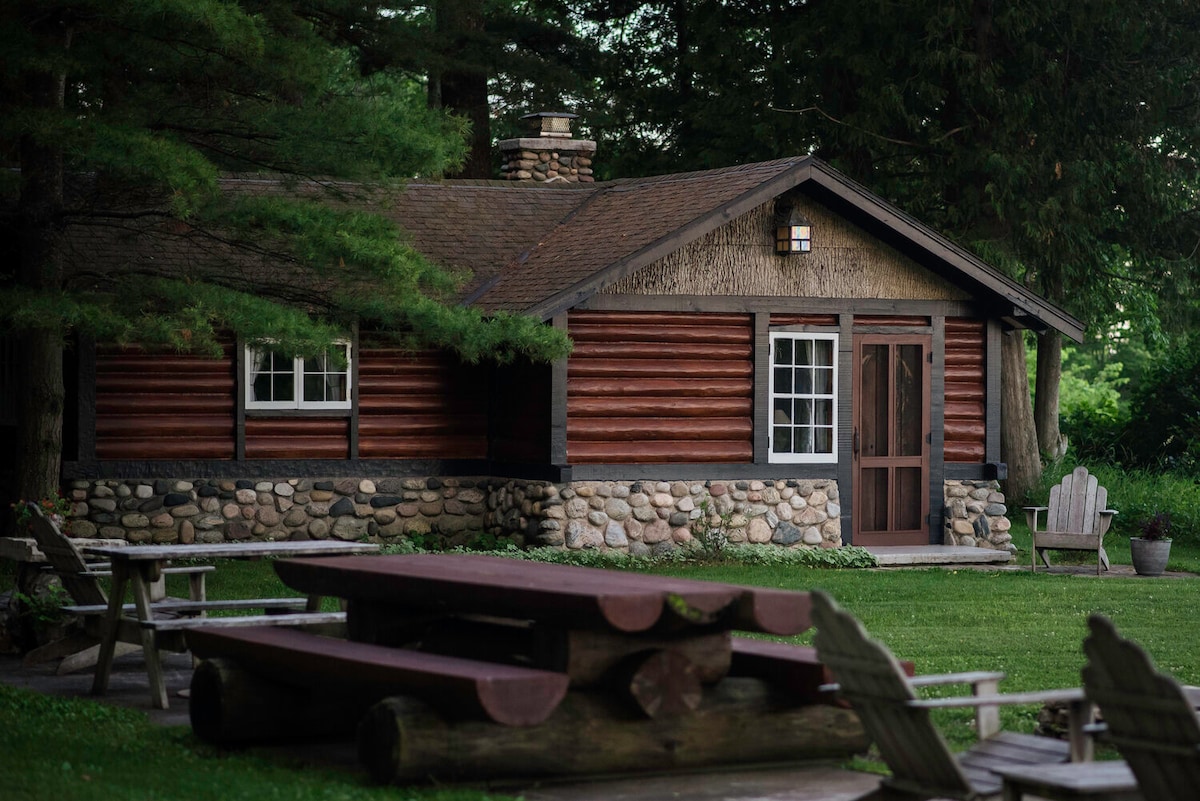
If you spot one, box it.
[865,545,1012,566]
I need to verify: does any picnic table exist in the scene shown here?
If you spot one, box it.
[84,539,380,709]
[186,553,870,782]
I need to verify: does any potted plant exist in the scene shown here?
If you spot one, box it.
[1130,512,1172,576]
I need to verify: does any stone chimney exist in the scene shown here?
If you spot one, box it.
[498,112,596,183]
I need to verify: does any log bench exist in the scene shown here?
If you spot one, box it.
[185,626,571,744]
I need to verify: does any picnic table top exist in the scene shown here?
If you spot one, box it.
[84,540,380,562]
[274,552,812,635]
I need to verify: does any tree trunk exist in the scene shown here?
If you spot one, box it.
[358,678,867,784]
[1000,329,1041,503]
[1034,329,1065,460]
[15,7,70,504]
[432,0,492,179]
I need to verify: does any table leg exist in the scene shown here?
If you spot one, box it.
[130,563,170,710]
[91,565,130,697]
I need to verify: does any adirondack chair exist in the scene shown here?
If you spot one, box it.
[23,504,208,673]
[1025,466,1117,575]
[811,591,1092,800]
[1082,614,1200,800]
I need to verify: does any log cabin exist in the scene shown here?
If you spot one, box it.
[23,114,1084,554]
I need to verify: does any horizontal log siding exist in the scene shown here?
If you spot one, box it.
[768,314,838,328]
[244,417,349,459]
[944,318,986,462]
[357,347,489,459]
[567,311,753,464]
[95,345,235,459]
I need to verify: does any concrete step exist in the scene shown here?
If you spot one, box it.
[864,545,1013,566]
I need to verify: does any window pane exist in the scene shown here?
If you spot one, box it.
[795,367,812,394]
[797,339,814,366]
[814,366,834,395]
[303,374,324,402]
[774,338,793,365]
[815,338,834,366]
[252,372,273,402]
[773,399,792,425]
[814,427,833,454]
[795,427,813,453]
[772,426,792,454]
[814,399,832,425]
[796,399,812,425]
[774,366,792,394]
[273,373,294,401]
[303,355,323,373]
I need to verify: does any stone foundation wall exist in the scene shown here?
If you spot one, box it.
[943,480,1013,552]
[63,477,843,553]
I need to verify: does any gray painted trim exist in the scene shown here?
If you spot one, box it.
[62,458,566,483]
[234,342,247,461]
[550,314,569,467]
[944,464,1000,481]
[986,320,1002,463]
[578,294,980,317]
[567,464,839,482]
[349,324,360,459]
[753,313,770,463]
[929,317,946,544]
[837,313,854,544]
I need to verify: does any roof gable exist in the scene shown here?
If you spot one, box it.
[458,156,1083,341]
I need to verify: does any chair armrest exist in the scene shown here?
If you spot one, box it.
[1098,510,1117,537]
[1024,506,1048,531]
[909,670,1006,689]
[915,688,1095,761]
[913,687,1085,710]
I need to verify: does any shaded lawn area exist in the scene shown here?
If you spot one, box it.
[3,542,1199,798]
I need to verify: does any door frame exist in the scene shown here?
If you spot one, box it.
[851,333,932,546]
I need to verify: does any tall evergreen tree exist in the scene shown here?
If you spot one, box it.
[797,0,1200,497]
[0,1,570,505]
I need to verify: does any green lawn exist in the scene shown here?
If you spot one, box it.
[3,540,1199,799]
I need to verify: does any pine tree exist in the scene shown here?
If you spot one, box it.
[0,1,571,505]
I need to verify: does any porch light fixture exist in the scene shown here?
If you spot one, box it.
[775,204,812,255]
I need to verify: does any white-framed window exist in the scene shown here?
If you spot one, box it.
[769,332,837,463]
[245,342,351,411]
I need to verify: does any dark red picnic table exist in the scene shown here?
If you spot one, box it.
[186,553,867,783]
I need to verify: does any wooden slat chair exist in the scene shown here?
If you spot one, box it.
[811,591,1090,800]
[1025,466,1117,574]
[1083,614,1200,800]
[24,504,211,672]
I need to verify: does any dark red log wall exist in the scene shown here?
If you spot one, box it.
[357,346,489,459]
[95,345,236,459]
[944,318,986,462]
[566,311,754,464]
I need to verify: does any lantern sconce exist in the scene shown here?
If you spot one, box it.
[775,202,812,255]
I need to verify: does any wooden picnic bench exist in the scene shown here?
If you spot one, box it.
[83,539,380,709]
[187,553,869,782]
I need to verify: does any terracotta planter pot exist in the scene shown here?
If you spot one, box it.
[1130,537,1172,577]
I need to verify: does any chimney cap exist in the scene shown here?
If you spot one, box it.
[520,111,578,138]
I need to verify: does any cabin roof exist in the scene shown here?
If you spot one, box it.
[389,156,1083,341]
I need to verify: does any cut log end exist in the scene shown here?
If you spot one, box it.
[628,649,703,719]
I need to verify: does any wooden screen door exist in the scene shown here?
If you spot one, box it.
[852,335,931,546]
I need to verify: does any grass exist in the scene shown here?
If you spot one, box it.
[4,501,1200,797]
[0,683,507,801]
